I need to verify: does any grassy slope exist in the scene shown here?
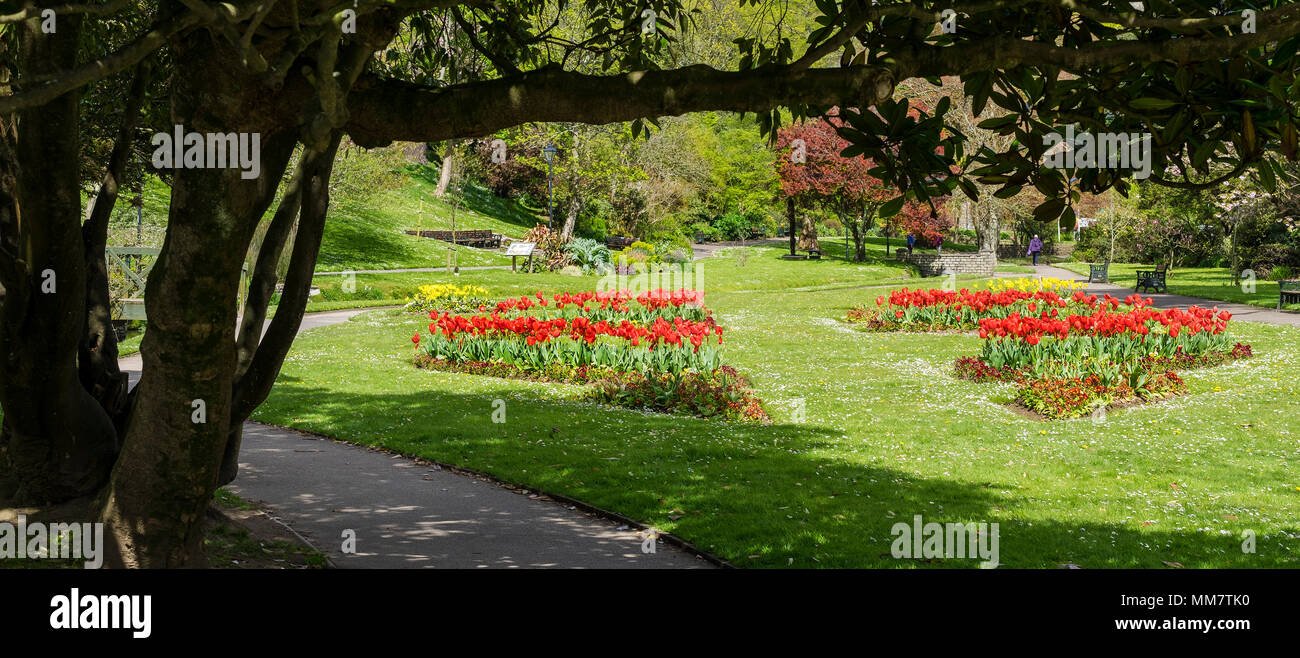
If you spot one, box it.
[255,242,1300,568]
[1057,262,1300,311]
[102,167,542,272]
[315,168,542,271]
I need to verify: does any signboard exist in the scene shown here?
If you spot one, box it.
[505,241,536,256]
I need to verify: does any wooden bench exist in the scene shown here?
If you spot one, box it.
[405,229,502,248]
[1088,260,1110,284]
[605,236,637,250]
[1280,279,1300,309]
[1135,263,1169,294]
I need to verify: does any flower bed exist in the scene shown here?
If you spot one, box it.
[848,286,1253,419]
[586,366,769,422]
[410,289,766,422]
[1014,372,1187,420]
[847,287,1106,332]
[404,284,492,314]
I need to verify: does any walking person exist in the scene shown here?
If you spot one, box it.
[1028,234,1044,266]
[906,233,916,255]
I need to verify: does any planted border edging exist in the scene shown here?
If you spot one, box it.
[896,251,997,277]
[412,354,771,423]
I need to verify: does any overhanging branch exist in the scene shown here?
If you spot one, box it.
[344,63,901,146]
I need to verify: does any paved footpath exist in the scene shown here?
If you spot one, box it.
[119,310,708,569]
[1034,264,1300,328]
[313,265,511,276]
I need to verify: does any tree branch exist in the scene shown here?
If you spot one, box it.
[452,6,522,76]
[345,63,901,146]
[233,159,306,381]
[0,11,205,113]
[228,137,340,424]
[79,60,152,435]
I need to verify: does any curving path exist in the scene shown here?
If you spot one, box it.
[1033,263,1300,328]
[118,310,709,569]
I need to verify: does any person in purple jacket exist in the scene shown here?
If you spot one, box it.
[1028,234,1044,266]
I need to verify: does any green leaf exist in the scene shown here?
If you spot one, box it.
[1033,198,1067,224]
[993,184,1023,199]
[977,115,1018,131]
[878,196,906,219]
[1129,98,1179,111]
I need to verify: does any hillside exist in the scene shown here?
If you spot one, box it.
[102,164,545,272]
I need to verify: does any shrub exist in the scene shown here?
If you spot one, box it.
[690,222,723,242]
[565,237,612,274]
[619,241,659,265]
[523,225,572,271]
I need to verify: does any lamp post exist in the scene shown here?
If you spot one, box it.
[542,143,557,231]
[135,156,144,248]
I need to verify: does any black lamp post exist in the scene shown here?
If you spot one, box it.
[542,143,557,231]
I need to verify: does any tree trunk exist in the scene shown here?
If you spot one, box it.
[0,12,119,505]
[973,196,1001,253]
[847,220,865,261]
[560,193,580,242]
[433,139,456,197]
[80,62,152,440]
[846,206,870,262]
[797,209,820,252]
[222,138,342,487]
[787,198,796,256]
[92,29,303,565]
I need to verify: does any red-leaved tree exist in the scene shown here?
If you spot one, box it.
[897,200,954,248]
[776,111,951,260]
[775,114,894,260]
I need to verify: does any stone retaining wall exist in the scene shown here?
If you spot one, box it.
[897,250,997,277]
[997,243,1074,259]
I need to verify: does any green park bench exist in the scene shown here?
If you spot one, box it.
[405,229,501,248]
[1280,280,1300,309]
[1088,260,1110,283]
[1135,263,1169,294]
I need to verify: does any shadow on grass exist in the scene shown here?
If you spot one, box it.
[318,208,421,269]
[404,165,542,232]
[254,376,1296,569]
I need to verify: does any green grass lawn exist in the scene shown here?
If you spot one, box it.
[303,239,1027,308]
[314,171,540,271]
[1057,262,1300,311]
[253,244,1300,568]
